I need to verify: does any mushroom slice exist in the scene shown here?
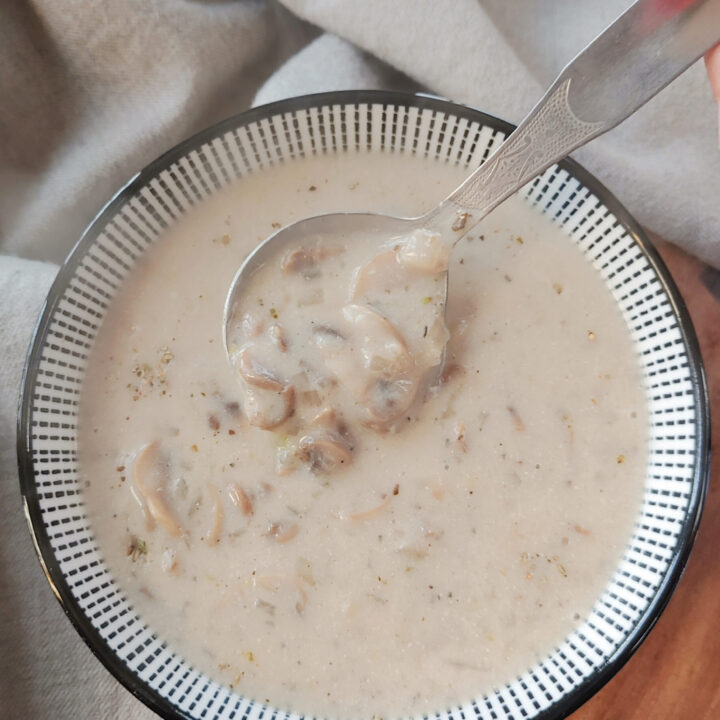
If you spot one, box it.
[396,229,450,274]
[235,346,285,392]
[228,483,254,516]
[133,441,184,537]
[342,304,413,377]
[268,323,288,352]
[324,304,419,428]
[342,304,419,425]
[243,383,295,430]
[205,485,224,545]
[350,250,405,302]
[296,434,353,473]
[281,247,319,278]
[295,408,354,473]
[161,548,179,574]
[363,376,418,427]
[234,345,295,429]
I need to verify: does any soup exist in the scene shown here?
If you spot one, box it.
[79,150,647,719]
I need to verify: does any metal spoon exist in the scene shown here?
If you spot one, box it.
[225,0,720,363]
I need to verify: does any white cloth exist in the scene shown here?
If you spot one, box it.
[0,1,717,717]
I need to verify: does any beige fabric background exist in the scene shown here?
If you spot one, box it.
[1,1,718,718]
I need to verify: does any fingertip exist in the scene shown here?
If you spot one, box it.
[706,44,720,100]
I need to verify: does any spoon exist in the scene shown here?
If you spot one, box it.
[225,0,720,366]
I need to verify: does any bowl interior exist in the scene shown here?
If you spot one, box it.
[18,91,709,720]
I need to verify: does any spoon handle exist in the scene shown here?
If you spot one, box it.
[438,0,720,227]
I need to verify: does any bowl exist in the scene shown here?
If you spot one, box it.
[18,90,710,720]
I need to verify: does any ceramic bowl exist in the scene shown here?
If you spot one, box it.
[18,90,710,720]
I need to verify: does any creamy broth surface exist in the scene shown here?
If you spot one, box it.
[79,151,647,719]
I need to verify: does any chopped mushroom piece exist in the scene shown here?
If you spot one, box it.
[350,250,406,301]
[296,433,353,473]
[281,242,343,278]
[242,383,295,430]
[161,548,179,574]
[234,346,295,429]
[295,408,354,473]
[281,247,318,277]
[362,377,417,428]
[397,229,450,274]
[133,441,184,537]
[268,323,288,352]
[205,485,224,545]
[342,304,413,378]
[325,304,421,428]
[451,212,470,231]
[235,347,285,392]
[228,483,254,516]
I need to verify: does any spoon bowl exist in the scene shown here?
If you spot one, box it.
[223,211,420,355]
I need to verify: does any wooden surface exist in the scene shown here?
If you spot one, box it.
[571,240,720,719]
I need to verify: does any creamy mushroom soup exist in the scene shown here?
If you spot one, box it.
[79,150,647,719]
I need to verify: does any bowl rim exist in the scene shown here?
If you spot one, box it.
[16,88,711,720]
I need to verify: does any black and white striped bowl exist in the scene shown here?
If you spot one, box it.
[18,91,710,720]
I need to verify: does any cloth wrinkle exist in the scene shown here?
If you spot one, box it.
[1,1,717,718]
